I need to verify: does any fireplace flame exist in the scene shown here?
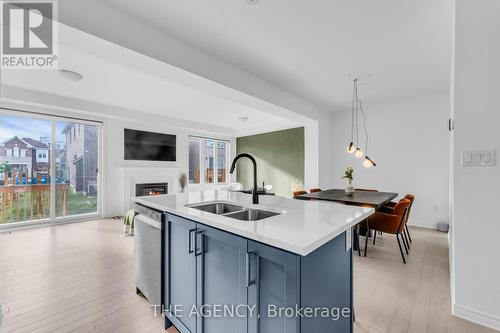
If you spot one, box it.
[148,191,161,196]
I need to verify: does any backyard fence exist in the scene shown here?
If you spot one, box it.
[0,184,70,224]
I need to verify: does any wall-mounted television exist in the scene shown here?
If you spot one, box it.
[124,128,176,161]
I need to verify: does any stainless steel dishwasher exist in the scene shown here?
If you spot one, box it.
[134,204,162,306]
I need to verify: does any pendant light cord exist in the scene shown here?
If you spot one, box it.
[350,79,356,143]
[359,101,369,155]
[354,80,360,146]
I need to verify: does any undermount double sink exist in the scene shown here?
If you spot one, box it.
[186,202,281,221]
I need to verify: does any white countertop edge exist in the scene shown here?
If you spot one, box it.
[133,196,375,256]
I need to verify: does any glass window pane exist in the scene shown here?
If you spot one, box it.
[0,114,52,224]
[55,121,98,217]
[217,141,227,183]
[189,138,200,184]
[203,139,215,183]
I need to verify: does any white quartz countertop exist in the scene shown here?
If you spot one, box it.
[133,190,374,256]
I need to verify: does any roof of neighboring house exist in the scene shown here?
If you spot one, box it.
[1,136,34,148]
[22,138,49,149]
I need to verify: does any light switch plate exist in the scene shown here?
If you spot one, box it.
[461,150,496,167]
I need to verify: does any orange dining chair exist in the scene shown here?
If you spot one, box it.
[380,194,415,246]
[309,188,322,193]
[292,190,307,199]
[366,198,412,263]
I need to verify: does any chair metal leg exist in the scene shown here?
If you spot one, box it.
[373,230,377,245]
[354,226,361,256]
[364,221,369,257]
[403,229,410,250]
[401,231,409,255]
[396,234,407,264]
[405,224,412,243]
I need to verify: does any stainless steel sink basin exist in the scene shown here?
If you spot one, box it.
[188,203,244,215]
[223,209,280,221]
[186,201,282,221]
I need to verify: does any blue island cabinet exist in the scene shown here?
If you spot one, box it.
[163,213,353,333]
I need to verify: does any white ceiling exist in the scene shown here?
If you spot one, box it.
[0,26,304,136]
[100,0,453,111]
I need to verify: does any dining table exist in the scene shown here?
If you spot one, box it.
[296,188,398,209]
[296,189,399,256]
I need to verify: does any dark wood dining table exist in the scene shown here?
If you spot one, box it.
[297,189,399,256]
[296,188,398,209]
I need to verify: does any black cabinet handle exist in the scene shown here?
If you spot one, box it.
[188,228,196,254]
[246,251,257,287]
[194,230,205,257]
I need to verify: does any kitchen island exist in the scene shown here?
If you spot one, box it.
[134,190,373,333]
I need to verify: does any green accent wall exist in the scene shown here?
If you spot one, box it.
[236,127,304,198]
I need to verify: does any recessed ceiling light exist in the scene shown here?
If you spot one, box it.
[59,69,84,82]
[237,116,249,122]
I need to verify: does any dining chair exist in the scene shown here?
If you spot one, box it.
[366,198,412,263]
[380,194,415,246]
[309,188,322,193]
[292,190,307,199]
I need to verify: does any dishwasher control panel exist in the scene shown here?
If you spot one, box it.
[134,204,162,222]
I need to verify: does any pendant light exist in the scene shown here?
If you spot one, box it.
[345,77,377,167]
[363,156,376,168]
[359,101,377,168]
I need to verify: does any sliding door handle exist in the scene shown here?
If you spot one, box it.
[188,228,196,254]
[194,230,205,256]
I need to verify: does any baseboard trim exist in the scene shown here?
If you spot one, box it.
[453,303,500,331]
[408,224,439,230]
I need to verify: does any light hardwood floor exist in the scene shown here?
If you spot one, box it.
[0,219,496,333]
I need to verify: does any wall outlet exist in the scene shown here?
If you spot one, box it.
[461,150,496,167]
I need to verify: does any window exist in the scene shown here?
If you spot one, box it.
[189,136,229,184]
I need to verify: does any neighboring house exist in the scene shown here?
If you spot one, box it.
[62,124,98,195]
[0,136,50,182]
[22,138,51,180]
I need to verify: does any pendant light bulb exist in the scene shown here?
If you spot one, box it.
[347,142,355,153]
[354,148,364,158]
[363,156,376,168]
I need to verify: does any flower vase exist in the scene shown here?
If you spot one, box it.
[345,180,355,196]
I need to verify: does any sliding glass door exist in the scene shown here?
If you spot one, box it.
[0,114,52,224]
[0,111,101,227]
[55,121,99,218]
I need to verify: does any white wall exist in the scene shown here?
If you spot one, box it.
[330,92,450,228]
[451,0,500,330]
